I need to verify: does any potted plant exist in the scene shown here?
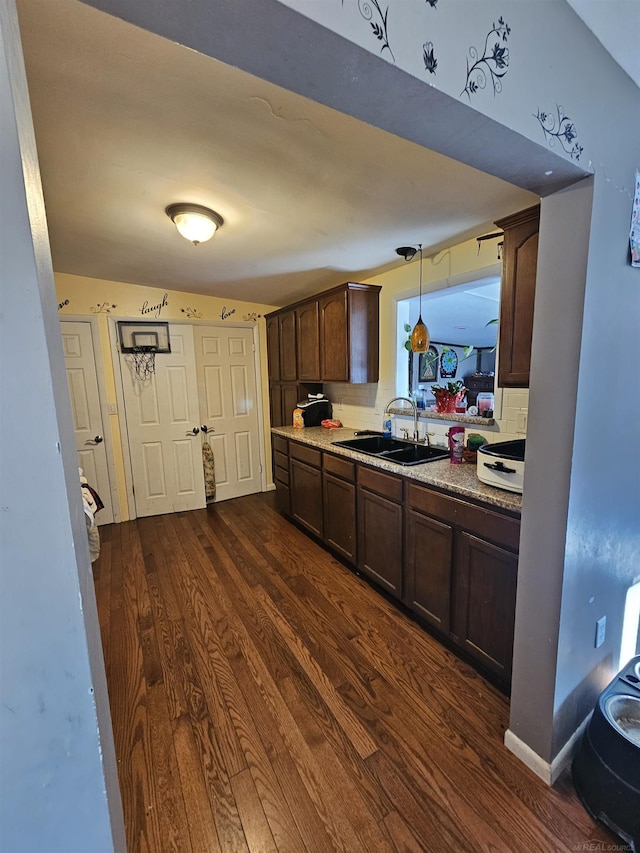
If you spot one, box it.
[430,379,466,413]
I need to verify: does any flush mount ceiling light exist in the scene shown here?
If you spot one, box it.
[396,243,430,353]
[165,203,224,245]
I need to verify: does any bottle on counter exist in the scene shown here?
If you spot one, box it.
[293,407,304,429]
[382,415,392,438]
[448,426,465,464]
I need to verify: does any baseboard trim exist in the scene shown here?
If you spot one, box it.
[504,714,591,786]
[265,483,276,492]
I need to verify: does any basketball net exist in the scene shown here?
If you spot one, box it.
[127,347,157,381]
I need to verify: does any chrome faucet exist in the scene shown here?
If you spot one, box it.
[384,396,419,441]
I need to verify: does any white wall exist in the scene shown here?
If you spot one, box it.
[0,3,124,849]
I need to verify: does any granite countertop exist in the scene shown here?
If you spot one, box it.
[386,406,495,427]
[272,426,522,515]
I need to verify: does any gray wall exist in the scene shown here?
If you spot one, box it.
[0,1,124,849]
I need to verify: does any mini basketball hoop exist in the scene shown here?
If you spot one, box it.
[118,321,171,382]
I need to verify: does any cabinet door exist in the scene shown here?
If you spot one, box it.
[266,315,280,381]
[319,290,349,381]
[290,458,323,538]
[279,311,297,381]
[323,472,356,564]
[296,301,320,381]
[496,205,540,388]
[281,384,300,428]
[452,532,518,682]
[269,383,283,428]
[358,487,402,597]
[405,509,453,633]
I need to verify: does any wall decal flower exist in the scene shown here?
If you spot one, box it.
[180,307,203,319]
[243,312,262,322]
[461,16,511,99]
[358,0,395,62]
[58,299,70,310]
[534,105,584,160]
[90,302,117,314]
[423,41,437,74]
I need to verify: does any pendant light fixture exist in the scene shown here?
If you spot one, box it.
[166,203,224,245]
[396,243,430,353]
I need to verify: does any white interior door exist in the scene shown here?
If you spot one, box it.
[194,326,262,502]
[120,324,205,517]
[61,320,114,525]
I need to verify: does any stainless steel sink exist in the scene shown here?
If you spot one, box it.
[332,435,449,465]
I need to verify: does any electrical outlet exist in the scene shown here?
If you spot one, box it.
[595,615,606,648]
[516,411,527,433]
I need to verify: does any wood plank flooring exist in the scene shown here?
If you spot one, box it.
[93,492,622,853]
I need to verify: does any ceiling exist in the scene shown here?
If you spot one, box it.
[15,0,541,309]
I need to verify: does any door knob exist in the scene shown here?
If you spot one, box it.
[186,427,200,436]
[84,435,103,445]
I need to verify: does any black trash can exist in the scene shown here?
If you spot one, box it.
[572,655,640,851]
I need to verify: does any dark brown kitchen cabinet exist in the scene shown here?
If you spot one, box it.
[265,282,380,398]
[296,301,320,381]
[319,283,381,383]
[289,443,323,539]
[495,204,540,388]
[322,454,357,564]
[266,315,280,381]
[357,466,403,597]
[452,532,518,682]
[278,310,297,382]
[405,507,453,633]
[272,435,290,516]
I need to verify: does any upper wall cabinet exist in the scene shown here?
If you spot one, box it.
[266,282,381,386]
[495,205,540,388]
[278,310,298,382]
[296,300,321,381]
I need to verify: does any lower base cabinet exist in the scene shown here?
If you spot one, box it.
[289,443,323,538]
[357,467,403,597]
[405,509,453,633]
[273,435,520,688]
[322,454,357,563]
[452,532,518,683]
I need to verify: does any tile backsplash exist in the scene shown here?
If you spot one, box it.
[324,382,528,448]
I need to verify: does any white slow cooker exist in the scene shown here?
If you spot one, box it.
[477,439,525,493]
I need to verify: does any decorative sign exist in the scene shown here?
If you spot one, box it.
[419,345,439,381]
[140,292,168,318]
[221,306,236,320]
[57,298,70,310]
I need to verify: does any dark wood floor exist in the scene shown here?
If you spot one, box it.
[93,492,620,852]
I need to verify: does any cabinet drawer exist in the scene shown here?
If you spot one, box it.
[323,452,355,482]
[274,463,289,487]
[407,483,520,551]
[289,441,321,468]
[358,465,403,503]
[274,450,289,471]
[272,435,288,455]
